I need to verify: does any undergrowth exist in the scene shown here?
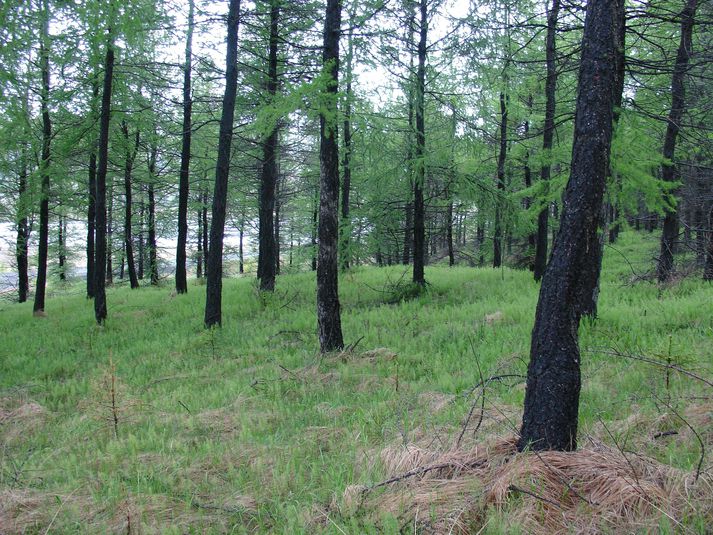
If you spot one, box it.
[0,231,711,533]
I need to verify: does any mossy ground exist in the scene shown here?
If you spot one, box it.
[1,231,711,533]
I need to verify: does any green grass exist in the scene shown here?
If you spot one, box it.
[1,230,712,533]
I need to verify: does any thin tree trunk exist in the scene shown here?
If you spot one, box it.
[147,146,159,286]
[239,219,244,274]
[317,0,345,352]
[202,188,208,273]
[121,121,140,289]
[340,13,355,271]
[493,90,507,268]
[106,181,114,286]
[33,0,52,316]
[94,29,116,324]
[16,123,30,303]
[523,95,535,270]
[534,0,560,282]
[412,0,427,286]
[275,171,281,275]
[196,207,203,278]
[519,0,621,452]
[176,0,194,294]
[204,0,241,328]
[311,186,318,271]
[658,0,698,283]
[87,78,99,298]
[58,216,66,280]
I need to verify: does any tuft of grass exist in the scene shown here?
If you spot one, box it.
[0,230,711,533]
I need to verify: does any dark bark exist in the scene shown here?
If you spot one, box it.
[204,0,241,328]
[239,220,244,274]
[311,186,318,271]
[58,216,66,280]
[87,78,99,298]
[275,173,281,275]
[147,147,159,286]
[33,0,52,315]
[657,0,698,283]
[523,96,535,269]
[412,0,427,286]
[580,0,625,319]
[176,0,194,294]
[202,188,208,273]
[94,34,115,324]
[340,17,354,271]
[705,214,713,280]
[196,207,203,278]
[447,201,455,266]
[493,91,508,268]
[403,201,412,265]
[317,0,345,352]
[257,0,280,291]
[534,0,560,282]
[518,0,621,452]
[16,134,30,303]
[121,121,140,289]
[106,181,114,285]
[137,195,144,280]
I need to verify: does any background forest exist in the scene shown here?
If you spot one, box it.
[1,0,713,533]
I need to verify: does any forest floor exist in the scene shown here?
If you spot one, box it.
[1,231,712,534]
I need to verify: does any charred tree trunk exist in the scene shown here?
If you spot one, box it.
[16,133,30,303]
[519,0,621,452]
[311,186,318,271]
[340,16,354,271]
[447,201,455,266]
[33,0,52,316]
[196,207,203,278]
[137,194,145,280]
[317,0,345,352]
[87,78,99,299]
[204,0,241,328]
[106,181,114,286]
[534,0,560,282]
[412,0,427,286]
[202,188,208,273]
[657,0,698,283]
[58,216,66,280]
[493,90,508,268]
[257,0,280,291]
[523,95,535,270]
[121,121,140,289]
[275,173,281,275]
[176,0,194,294]
[94,31,115,323]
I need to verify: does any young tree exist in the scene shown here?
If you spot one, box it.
[120,120,140,289]
[317,0,345,352]
[518,0,623,452]
[412,0,427,285]
[204,0,241,328]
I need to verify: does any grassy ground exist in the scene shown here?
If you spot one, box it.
[1,231,712,533]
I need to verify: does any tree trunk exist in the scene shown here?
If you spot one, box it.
[147,147,159,286]
[534,0,560,282]
[196,207,203,278]
[275,172,281,275]
[311,186,318,271]
[16,129,30,303]
[658,0,698,283]
[239,219,244,274]
[340,15,354,271]
[493,90,507,268]
[121,121,140,289]
[94,30,116,324]
[317,0,345,352]
[33,0,52,316]
[257,0,280,291]
[87,78,99,299]
[58,216,66,280]
[519,0,621,452]
[204,0,241,328]
[412,0,427,286]
[138,193,145,280]
[176,0,194,294]
[106,181,114,286]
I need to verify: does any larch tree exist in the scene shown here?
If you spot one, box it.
[518,0,624,452]
[175,0,194,294]
[32,0,52,317]
[657,0,699,283]
[412,0,427,286]
[204,0,241,328]
[317,0,345,352]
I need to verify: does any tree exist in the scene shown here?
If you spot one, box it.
[533,0,560,282]
[175,0,194,294]
[317,0,345,352]
[94,28,116,325]
[32,0,52,317]
[412,0,427,286]
[518,0,623,452]
[657,0,699,283]
[257,0,281,292]
[204,0,241,328]
[120,119,140,289]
